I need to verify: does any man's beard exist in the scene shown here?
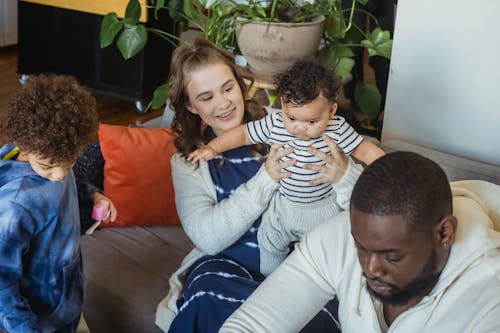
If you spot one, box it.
[365,249,441,306]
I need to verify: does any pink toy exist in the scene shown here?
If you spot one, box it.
[92,200,110,221]
[86,201,110,235]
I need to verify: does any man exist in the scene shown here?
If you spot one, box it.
[220,151,500,332]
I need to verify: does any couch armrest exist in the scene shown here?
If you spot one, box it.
[381,139,500,185]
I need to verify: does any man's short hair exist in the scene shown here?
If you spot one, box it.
[351,151,452,231]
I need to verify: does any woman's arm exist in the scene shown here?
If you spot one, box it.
[172,145,293,255]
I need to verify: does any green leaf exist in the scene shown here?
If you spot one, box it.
[338,45,354,58]
[155,0,165,19]
[200,0,219,9]
[360,39,374,52]
[151,83,169,109]
[167,0,188,22]
[356,0,368,6]
[370,28,391,45]
[354,82,382,123]
[268,94,277,105]
[256,5,267,18]
[320,43,337,63]
[343,22,364,43]
[100,13,123,48]
[319,43,354,72]
[182,0,201,20]
[156,0,165,10]
[362,39,393,59]
[361,28,393,59]
[125,0,141,24]
[374,39,392,59]
[117,24,148,59]
[325,14,345,39]
[335,57,355,78]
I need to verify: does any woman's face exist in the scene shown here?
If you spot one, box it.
[185,63,245,136]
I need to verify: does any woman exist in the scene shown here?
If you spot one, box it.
[156,38,363,332]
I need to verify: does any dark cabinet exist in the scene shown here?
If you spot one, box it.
[17,1,177,111]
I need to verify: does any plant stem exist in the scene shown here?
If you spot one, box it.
[270,0,278,20]
[348,7,381,27]
[148,28,184,47]
[344,0,356,33]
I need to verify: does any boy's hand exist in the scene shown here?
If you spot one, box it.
[92,192,117,223]
[187,145,218,167]
[304,135,348,185]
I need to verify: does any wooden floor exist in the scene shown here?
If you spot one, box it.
[0,46,164,145]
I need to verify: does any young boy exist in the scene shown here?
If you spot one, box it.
[188,60,385,275]
[0,74,114,332]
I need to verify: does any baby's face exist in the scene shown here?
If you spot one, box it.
[282,94,337,140]
[24,153,75,181]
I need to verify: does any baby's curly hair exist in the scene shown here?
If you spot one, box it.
[2,74,98,163]
[275,59,339,106]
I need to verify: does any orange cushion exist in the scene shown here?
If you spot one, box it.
[98,124,180,227]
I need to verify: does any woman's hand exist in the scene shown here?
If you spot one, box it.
[265,144,295,182]
[303,135,348,186]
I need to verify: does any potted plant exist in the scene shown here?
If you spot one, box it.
[100,0,392,126]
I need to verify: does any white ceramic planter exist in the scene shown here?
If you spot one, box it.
[236,16,325,81]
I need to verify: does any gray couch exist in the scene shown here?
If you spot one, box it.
[80,112,500,333]
[81,225,190,333]
[78,112,191,333]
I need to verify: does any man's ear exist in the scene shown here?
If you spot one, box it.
[435,215,458,248]
[330,102,338,117]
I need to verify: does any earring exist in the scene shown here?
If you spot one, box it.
[443,242,448,248]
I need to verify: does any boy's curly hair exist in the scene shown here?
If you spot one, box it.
[275,59,339,106]
[2,74,98,163]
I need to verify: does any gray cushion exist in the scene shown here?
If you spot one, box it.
[381,140,500,185]
[81,226,192,333]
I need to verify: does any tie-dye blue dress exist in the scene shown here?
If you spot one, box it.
[168,131,341,333]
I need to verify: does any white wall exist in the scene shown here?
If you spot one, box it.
[382,0,500,166]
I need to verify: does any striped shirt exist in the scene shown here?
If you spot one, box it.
[246,112,363,203]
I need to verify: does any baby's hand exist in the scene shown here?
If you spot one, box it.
[92,192,117,223]
[187,145,218,167]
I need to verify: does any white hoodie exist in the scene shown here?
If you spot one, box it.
[220,180,500,333]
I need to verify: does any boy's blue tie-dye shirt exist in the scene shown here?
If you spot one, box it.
[0,144,83,332]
